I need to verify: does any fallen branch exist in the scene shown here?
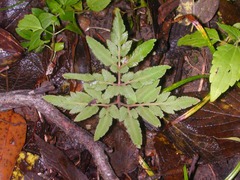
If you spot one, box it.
[0,90,119,180]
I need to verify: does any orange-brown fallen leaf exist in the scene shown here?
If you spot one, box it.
[0,110,27,180]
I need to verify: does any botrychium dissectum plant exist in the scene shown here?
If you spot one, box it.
[44,8,199,147]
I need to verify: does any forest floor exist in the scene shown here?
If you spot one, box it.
[0,0,239,179]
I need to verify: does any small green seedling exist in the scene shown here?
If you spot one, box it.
[44,8,199,147]
[15,0,111,52]
[183,164,189,180]
[16,0,82,52]
[178,21,240,102]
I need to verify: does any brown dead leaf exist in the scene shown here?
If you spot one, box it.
[103,123,139,177]
[158,0,180,24]
[35,135,88,180]
[154,88,240,177]
[0,110,27,180]
[168,88,240,161]
[0,28,24,67]
[219,0,240,25]
[154,132,186,179]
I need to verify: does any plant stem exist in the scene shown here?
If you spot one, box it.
[118,102,165,108]
[54,28,66,36]
[225,162,240,180]
[117,36,122,107]
[187,15,216,53]
[162,74,209,92]
[86,27,110,32]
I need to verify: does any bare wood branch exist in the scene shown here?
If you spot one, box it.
[0,90,119,180]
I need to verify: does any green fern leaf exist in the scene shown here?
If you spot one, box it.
[121,40,132,57]
[135,81,160,103]
[94,108,113,141]
[83,84,102,100]
[111,8,126,46]
[109,105,120,119]
[131,65,170,87]
[106,40,118,57]
[63,73,95,81]
[126,39,156,68]
[124,110,142,148]
[156,92,170,103]
[119,107,128,121]
[120,85,137,103]
[136,106,161,127]
[86,36,118,66]
[103,85,119,99]
[102,69,116,83]
[158,96,200,114]
[121,72,134,83]
[74,106,99,121]
[148,106,164,118]
[43,92,92,111]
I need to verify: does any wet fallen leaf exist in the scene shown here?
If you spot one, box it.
[155,88,240,177]
[103,122,139,177]
[219,0,240,25]
[0,110,27,180]
[157,0,180,24]
[0,28,24,67]
[35,135,88,180]
[154,132,187,179]
[0,52,45,92]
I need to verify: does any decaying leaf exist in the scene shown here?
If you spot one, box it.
[0,110,27,180]
[35,135,88,180]
[103,123,139,177]
[176,0,219,25]
[0,28,24,67]
[155,88,240,170]
[154,88,240,179]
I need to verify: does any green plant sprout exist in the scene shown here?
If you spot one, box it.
[183,164,189,180]
[44,8,199,147]
[178,20,240,102]
[15,0,111,52]
[225,161,240,180]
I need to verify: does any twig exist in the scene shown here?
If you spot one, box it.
[0,90,119,180]
[188,154,199,178]
[198,48,208,92]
